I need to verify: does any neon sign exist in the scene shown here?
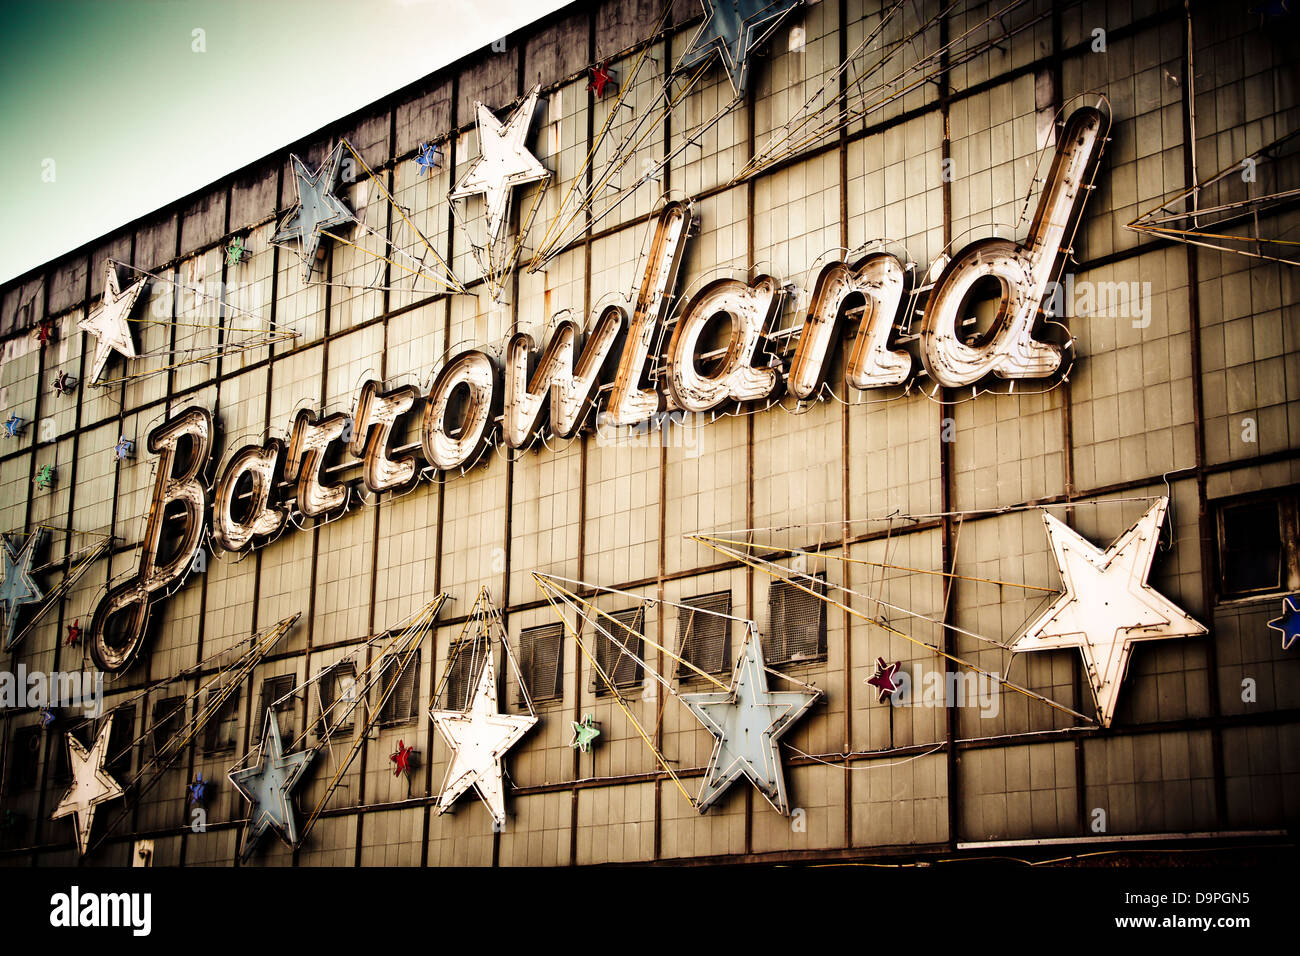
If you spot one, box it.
[88,106,1108,673]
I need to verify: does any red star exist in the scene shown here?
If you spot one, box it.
[588,61,616,98]
[866,657,902,702]
[390,740,415,777]
[66,619,80,646]
[35,321,53,346]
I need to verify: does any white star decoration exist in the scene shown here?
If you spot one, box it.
[449,84,549,242]
[1011,497,1207,727]
[79,263,143,385]
[681,624,820,814]
[429,651,536,828]
[51,713,126,856]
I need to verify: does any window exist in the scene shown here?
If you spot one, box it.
[594,606,645,693]
[9,725,41,789]
[441,642,483,711]
[150,696,186,758]
[677,591,732,676]
[1215,490,1300,600]
[764,576,827,663]
[316,662,359,740]
[519,623,564,703]
[106,705,135,777]
[257,675,297,745]
[378,651,421,727]
[201,686,241,755]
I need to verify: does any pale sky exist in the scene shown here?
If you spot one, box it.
[0,0,571,284]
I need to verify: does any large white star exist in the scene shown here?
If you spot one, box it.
[449,84,549,242]
[1011,497,1207,727]
[429,652,536,828]
[79,263,143,385]
[681,624,820,814]
[51,713,126,856]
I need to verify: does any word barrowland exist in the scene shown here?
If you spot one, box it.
[87,107,1108,673]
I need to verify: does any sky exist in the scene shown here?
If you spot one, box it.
[0,0,571,284]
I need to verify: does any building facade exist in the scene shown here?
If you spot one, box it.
[1,0,1297,867]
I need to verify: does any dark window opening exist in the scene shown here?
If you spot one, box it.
[1215,490,1299,600]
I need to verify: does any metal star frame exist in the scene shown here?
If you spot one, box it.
[428,589,537,829]
[570,713,601,753]
[3,413,25,439]
[80,262,143,385]
[676,0,804,98]
[1,528,45,649]
[270,142,355,281]
[51,715,126,856]
[52,370,78,396]
[414,142,443,176]
[866,657,903,702]
[34,464,55,490]
[228,709,315,861]
[681,624,820,814]
[449,84,549,243]
[1012,497,1208,727]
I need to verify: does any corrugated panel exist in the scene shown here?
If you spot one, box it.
[764,576,827,663]
[594,606,645,693]
[521,623,564,702]
[677,591,731,675]
[379,651,420,726]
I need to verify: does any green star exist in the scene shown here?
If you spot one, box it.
[569,713,600,753]
[34,464,55,490]
[226,236,247,268]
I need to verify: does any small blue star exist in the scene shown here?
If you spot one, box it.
[188,773,208,806]
[1267,595,1300,651]
[0,529,45,650]
[2,413,25,439]
[39,707,55,728]
[415,141,442,176]
[114,435,134,460]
